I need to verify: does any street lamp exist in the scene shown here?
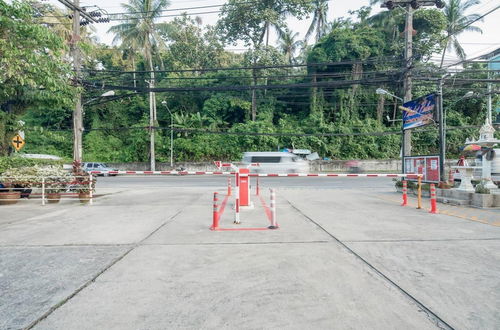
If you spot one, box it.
[83,90,115,105]
[376,88,404,102]
[376,88,406,173]
[161,100,174,168]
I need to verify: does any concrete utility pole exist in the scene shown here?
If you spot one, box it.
[145,80,156,171]
[71,0,83,164]
[402,4,413,158]
[437,75,447,182]
[381,0,445,173]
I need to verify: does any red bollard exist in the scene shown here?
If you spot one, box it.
[429,184,437,214]
[227,177,232,196]
[401,180,408,206]
[211,192,219,230]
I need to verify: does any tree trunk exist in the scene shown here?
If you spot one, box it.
[377,93,385,123]
[132,56,137,89]
[439,39,449,69]
[252,67,257,121]
[310,72,318,118]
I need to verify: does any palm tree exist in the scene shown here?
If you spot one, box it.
[278,28,303,64]
[305,0,329,43]
[440,0,482,68]
[108,0,170,170]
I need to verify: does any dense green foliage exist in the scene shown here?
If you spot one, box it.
[0,0,75,156]
[2,0,497,164]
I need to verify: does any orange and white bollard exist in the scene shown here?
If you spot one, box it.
[268,188,278,229]
[429,184,438,214]
[234,173,241,224]
[211,192,219,230]
[227,177,232,196]
[401,180,408,206]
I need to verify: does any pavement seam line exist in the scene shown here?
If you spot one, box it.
[24,246,135,330]
[24,193,203,329]
[285,198,454,330]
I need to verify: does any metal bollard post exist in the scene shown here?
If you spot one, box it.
[256,177,259,196]
[268,188,278,229]
[429,184,437,214]
[89,174,93,205]
[401,180,408,206]
[211,192,219,230]
[227,177,231,196]
[41,177,46,206]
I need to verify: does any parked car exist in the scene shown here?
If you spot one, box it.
[82,162,117,176]
[242,152,309,173]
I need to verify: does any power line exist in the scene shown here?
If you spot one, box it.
[82,56,401,74]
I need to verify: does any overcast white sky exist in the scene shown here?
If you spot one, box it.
[48,0,499,65]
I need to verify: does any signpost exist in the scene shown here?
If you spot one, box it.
[11,134,25,152]
[402,93,436,130]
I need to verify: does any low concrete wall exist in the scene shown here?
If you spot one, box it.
[108,159,460,173]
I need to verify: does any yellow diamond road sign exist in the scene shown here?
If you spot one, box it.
[12,134,25,151]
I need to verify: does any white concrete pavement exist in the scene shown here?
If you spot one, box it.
[0,180,499,329]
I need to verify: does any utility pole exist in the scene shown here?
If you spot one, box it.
[71,0,83,164]
[403,4,413,159]
[145,80,156,171]
[437,75,446,182]
[60,0,107,165]
[381,0,445,173]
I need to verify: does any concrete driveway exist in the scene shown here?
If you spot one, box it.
[0,177,499,329]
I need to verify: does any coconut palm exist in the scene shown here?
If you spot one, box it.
[440,0,482,68]
[108,0,169,75]
[305,0,329,43]
[107,0,170,170]
[278,28,303,64]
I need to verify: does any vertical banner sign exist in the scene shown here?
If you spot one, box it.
[404,155,440,183]
[402,93,436,130]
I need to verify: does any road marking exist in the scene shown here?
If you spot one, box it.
[371,194,499,227]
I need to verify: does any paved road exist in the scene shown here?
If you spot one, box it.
[0,177,499,329]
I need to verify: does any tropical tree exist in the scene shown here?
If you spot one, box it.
[107,0,170,169]
[0,0,74,155]
[278,28,303,64]
[305,0,329,43]
[440,0,482,67]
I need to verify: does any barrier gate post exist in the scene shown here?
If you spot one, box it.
[239,168,250,206]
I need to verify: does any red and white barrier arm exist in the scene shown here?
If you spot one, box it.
[89,171,422,178]
[90,170,235,175]
[248,173,422,178]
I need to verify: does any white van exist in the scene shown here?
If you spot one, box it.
[242,152,309,173]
